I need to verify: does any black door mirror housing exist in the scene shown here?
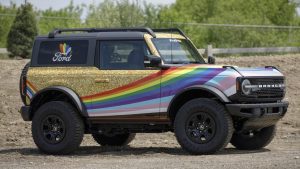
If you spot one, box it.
[148,55,162,67]
[208,55,216,64]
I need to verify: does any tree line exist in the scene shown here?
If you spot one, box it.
[1,0,300,58]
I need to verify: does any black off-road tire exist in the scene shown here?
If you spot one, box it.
[174,98,233,154]
[32,101,84,155]
[92,133,136,146]
[231,125,276,150]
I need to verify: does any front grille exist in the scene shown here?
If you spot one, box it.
[245,78,285,98]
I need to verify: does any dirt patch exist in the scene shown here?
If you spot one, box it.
[0,54,299,168]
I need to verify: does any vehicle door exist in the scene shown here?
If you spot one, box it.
[85,40,162,121]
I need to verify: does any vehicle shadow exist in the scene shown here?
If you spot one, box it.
[0,146,270,156]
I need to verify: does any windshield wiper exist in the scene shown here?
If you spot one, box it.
[188,61,202,64]
[169,61,188,64]
[169,61,200,64]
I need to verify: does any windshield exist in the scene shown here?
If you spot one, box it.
[151,38,205,64]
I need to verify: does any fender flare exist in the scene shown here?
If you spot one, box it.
[167,85,231,114]
[193,85,231,103]
[30,86,88,117]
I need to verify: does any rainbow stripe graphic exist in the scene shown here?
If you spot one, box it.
[81,65,239,117]
[26,80,37,99]
[59,43,71,56]
[25,65,281,117]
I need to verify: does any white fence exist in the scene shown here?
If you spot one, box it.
[0,48,7,54]
[198,45,300,56]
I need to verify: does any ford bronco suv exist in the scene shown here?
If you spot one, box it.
[20,28,288,155]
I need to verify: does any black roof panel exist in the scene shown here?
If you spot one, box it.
[36,32,145,40]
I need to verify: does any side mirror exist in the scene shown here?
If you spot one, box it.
[148,55,162,67]
[208,55,216,64]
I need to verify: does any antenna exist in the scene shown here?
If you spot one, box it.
[171,22,173,64]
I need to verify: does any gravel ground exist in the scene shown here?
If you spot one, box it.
[0,54,299,169]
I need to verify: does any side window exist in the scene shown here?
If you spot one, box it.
[99,40,150,70]
[38,40,88,65]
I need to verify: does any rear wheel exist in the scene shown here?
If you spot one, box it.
[32,101,84,155]
[174,98,233,154]
[92,132,136,146]
[231,125,276,150]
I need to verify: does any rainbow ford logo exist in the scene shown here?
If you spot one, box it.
[53,43,72,62]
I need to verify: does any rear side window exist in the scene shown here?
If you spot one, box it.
[37,40,88,65]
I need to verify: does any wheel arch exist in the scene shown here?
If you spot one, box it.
[28,86,88,120]
[167,85,230,122]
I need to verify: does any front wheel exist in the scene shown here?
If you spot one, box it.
[92,132,136,146]
[174,98,233,154]
[32,101,84,155]
[231,125,276,150]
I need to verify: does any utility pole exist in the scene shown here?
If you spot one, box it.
[24,0,27,5]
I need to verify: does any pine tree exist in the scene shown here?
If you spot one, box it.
[6,3,37,58]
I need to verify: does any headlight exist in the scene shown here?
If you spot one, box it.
[241,79,251,95]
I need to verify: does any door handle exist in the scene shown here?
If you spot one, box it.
[94,79,110,83]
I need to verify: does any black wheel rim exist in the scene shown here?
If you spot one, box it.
[185,112,216,144]
[41,115,66,144]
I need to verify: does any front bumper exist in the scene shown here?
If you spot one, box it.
[226,101,289,130]
[226,101,288,118]
[20,106,31,121]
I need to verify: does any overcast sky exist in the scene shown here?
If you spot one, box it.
[0,0,176,10]
[0,0,177,19]
[1,0,299,16]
